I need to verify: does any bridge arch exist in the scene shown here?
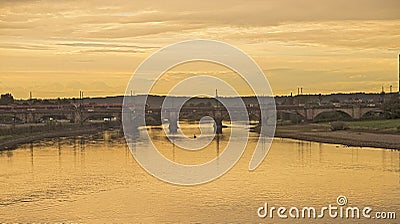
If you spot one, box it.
[0,114,23,124]
[361,108,384,119]
[313,109,353,121]
[277,110,305,123]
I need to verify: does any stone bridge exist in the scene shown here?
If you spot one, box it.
[277,105,383,121]
[0,103,383,125]
[0,104,122,124]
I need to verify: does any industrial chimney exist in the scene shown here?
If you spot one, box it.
[399,54,400,93]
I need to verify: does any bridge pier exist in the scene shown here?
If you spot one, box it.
[213,110,223,134]
[73,107,85,124]
[168,111,179,134]
[115,112,122,124]
[258,110,275,134]
[214,118,223,134]
[304,108,313,121]
[258,113,269,126]
[352,106,362,120]
[26,112,36,123]
[122,107,141,138]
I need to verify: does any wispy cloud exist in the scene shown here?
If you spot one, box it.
[0,0,399,98]
[56,42,157,49]
[0,43,53,50]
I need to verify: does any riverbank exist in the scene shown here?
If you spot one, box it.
[0,123,120,150]
[2,121,400,151]
[275,123,400,150]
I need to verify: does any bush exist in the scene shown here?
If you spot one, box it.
[384,96,400,119]
[330,121,349,131]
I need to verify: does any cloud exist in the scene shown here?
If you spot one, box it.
[0,43,53,50]
[1,0,399,39]
[54,42,158,54]
[222,21,400,50]
[1,0,399,97]
[56,42,157,49]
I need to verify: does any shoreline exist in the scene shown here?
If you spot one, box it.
[0,124,119,150]
[274,124,400,150]
[1,123,399,151]
[274,131,400,150]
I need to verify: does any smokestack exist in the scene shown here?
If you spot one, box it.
[398,54,400,93]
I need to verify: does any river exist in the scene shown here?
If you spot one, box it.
[0,124,399,223]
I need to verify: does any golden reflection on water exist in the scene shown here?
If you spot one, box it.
[0,127,399,223]
[150,125,230,165]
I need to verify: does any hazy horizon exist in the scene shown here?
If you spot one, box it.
[2,90,399,101]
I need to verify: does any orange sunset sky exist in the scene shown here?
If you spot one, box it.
[1,0,400,98]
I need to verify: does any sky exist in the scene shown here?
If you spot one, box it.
[0,0,399,98]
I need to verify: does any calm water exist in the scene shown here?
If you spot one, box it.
[0,125,399,223]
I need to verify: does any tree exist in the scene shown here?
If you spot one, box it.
[384,96,400,119]
[0,93,14,105]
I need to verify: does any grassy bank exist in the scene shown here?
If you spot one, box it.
[345,119,400,131]
[0,122,120,150]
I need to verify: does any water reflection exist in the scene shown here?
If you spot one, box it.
[0,149,13,159]
[0,125,399,223]
[216,134,220,159]
[30,143,34,168]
